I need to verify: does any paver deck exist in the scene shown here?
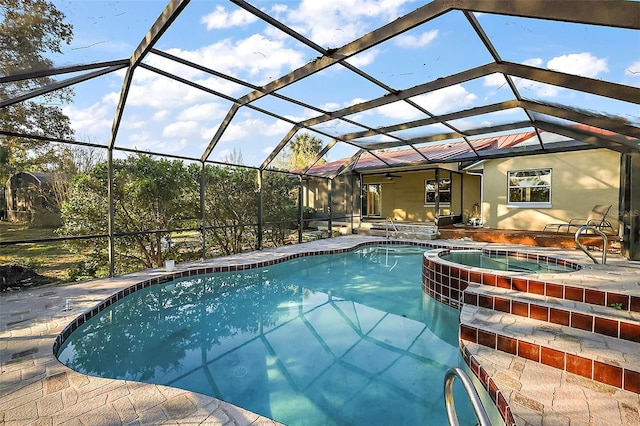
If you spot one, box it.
[1,236,639,425]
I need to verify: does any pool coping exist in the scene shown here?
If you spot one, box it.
[2,235,639,425]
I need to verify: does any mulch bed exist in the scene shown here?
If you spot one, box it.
[0,265,56,292]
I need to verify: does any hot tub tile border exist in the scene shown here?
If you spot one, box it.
[427,248,636,313]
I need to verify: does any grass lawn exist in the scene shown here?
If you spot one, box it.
[1,223,205,282]
[0,221,80,282]
[1,223,318,284]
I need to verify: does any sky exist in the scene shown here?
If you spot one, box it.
[39,0,640,169]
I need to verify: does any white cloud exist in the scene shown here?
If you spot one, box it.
[195,76,245,97]
[63,102,112,143]
[375,85,476,120]
[517,55,608,98]
[547,52,608,78]
[395,30,439,48]
[130,137,189,154]
[483,73,507,88]
[626,61,640,77]
[123,119,146,130]
[281,0,411,47]
[345,49,380,67]
[102,91,120,106]
[162,121,201,139]
[346,97,369,107]
[277,107,323,124]
[161,34,305,83]
[213,118,290,144]
[177,103,228,122]
[271,4,288,14]
[219,120,253,142]
[523,58,543,67]
[143,55,201,81]
[320,102,341,110]
[153,110,170,121]
[126,76,213,109]
[375,100,421,120]
[199,125,219,142]
[262,146,275,154]
[213,149,232,162]
[143,53,248,97]
[411,85,477,115]
[201,6,258,29]
[128,131,152,144]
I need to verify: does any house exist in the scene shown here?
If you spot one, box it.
[4,171,67,226]
[302,130,622,234]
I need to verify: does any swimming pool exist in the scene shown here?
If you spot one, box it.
[442,250,578,273]
[56,245,482,425]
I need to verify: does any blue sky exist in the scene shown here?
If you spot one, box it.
[46,0,640,169]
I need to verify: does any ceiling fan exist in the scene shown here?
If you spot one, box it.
[385,172,402,180]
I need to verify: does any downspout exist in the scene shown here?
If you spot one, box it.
[466,170,484,226]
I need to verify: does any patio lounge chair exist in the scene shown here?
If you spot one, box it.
[543,204,614,234]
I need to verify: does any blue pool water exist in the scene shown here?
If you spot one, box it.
[443,250,576,273]
[57,245,481,425]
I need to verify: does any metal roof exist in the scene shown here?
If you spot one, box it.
[1,0,638,179]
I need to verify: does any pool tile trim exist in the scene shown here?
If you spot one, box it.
[463,288,640,344]
[459,321,640,394]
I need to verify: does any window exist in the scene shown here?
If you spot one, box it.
[425,178,451,205]
[508,169,551,207]
[362,184,381,217]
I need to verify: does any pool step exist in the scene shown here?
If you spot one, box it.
[459,304,640,394]
[463,283,640,345]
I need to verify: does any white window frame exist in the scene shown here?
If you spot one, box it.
[507,168,552,208]
[424,178,451,206]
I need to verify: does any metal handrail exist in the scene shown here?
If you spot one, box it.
[444,367,491,426]
[574,225,608,264]
[386,216,399,239]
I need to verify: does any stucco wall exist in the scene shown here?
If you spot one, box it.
[482,149,621,231]
[362,169,480,222]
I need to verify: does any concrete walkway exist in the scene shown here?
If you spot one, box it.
[1,236,639,425]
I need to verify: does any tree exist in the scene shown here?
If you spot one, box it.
[202,165,258,255]
[59,155,197,274]
[278,133,326,171]
[59,156,304,277]
[0,0,75,184]
[40,145,105,215]
[262,171,298,246]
